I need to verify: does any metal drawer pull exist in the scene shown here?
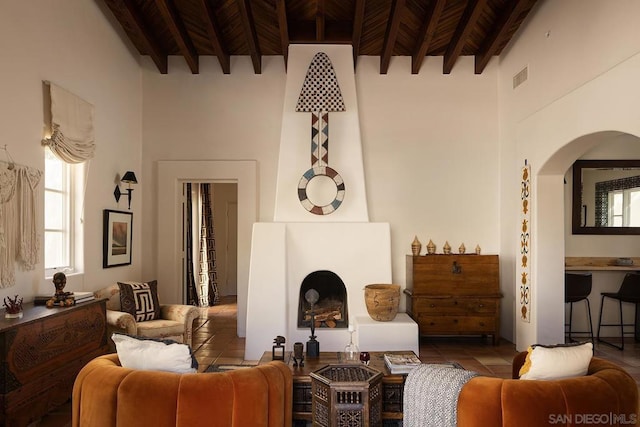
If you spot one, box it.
[451,261,462,274]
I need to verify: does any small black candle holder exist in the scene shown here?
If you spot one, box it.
[293,342,305,367]
[272,336,285,360]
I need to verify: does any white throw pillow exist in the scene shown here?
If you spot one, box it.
[519,342,593,380]
[112,333,197,374]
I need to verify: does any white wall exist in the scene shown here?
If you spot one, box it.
[141,53,500,334]
[498,0,640,349]
[0,0,142,302]
[12,0,639,349]
[140,56,285,296]
[356,56,500,314]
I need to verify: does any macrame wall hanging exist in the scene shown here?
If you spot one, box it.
[0,146,42,288]
[519,161,531,323]
[295,52,346,215]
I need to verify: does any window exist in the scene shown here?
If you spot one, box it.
[608,187,640,227]
[44,149,82,277]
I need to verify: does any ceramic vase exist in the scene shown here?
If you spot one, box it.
[426,239,436,254]
[411,236,422,256]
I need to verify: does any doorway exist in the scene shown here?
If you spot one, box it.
[182,182,238,306]
[157,159,256,337]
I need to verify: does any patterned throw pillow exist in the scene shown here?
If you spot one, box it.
[118,280,161,321]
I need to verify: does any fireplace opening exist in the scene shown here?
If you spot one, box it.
[297,270,348,329]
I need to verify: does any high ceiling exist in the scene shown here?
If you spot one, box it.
[100,0,539,75]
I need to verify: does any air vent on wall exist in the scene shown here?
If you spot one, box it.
[513,66,528,89]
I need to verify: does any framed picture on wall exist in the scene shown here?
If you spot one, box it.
[103,209,133,268]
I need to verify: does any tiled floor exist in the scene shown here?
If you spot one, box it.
[37,295,640,426]
[193,296,640,384]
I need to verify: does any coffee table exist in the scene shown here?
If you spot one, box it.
[258,350,418,425]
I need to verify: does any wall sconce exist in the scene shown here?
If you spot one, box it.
[114,171,138,209]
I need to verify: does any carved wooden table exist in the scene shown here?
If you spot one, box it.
[258,350,418,426]
[0,299,108,426]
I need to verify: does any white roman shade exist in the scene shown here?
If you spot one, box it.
[42,82,95,163]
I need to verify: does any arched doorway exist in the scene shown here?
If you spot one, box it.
[519,131,640,349]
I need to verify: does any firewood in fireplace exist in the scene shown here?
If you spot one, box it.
[304,309,342,322]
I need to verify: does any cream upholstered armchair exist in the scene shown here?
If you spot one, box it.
[94,282,200,350]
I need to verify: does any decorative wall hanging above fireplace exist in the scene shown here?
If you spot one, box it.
[295,52,346,215]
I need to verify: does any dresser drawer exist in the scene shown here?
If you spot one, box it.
[407,254,499,295]
[413,297,497,315]
[406,254,502,344]
[418,315,496,333]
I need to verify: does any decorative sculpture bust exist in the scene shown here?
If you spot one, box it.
[53,272,67,295]
[46,272,74,308]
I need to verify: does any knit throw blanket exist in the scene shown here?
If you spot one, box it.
[403,364,479,427]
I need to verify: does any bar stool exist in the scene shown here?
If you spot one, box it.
[597,272,640,350]
[565,272,594,343]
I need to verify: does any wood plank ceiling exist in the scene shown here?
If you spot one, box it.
[100,0,539,74]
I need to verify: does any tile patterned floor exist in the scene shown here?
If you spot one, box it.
[36,295,640,426]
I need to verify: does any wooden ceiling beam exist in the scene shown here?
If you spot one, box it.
[411,0,446,74]
[475,0,529,74]
[120,0,168,74]
[275,0,290,69]
[351,0,366,66]
[380,0,405,74]
[236,0,262,74]
[155,0,198,74]
[316,0,325,41]
[200,0,230,74]
[443,0,488,74]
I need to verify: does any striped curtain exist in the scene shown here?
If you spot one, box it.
[199,184,219,306]
[184,184,199,306]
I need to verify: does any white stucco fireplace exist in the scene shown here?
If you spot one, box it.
[244,45,418,360]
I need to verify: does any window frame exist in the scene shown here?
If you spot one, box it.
[43,149,77,277]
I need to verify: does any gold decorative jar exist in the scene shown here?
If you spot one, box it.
[411,236,422,256]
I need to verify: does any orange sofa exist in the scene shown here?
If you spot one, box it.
[72,354,292,427]
[74,352,637,427]
[458,352,639,427]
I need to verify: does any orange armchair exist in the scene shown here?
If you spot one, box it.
[457,352,638,426]
[72,353,293,427]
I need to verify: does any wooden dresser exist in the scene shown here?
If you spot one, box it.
[0,299,108,426]
[405,255,502,345]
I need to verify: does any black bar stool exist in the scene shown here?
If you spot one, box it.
[565,272,594,343]
[597,272,640,350]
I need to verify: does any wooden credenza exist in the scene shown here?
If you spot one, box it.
[405,255,502,345]
[0,299,108,426]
